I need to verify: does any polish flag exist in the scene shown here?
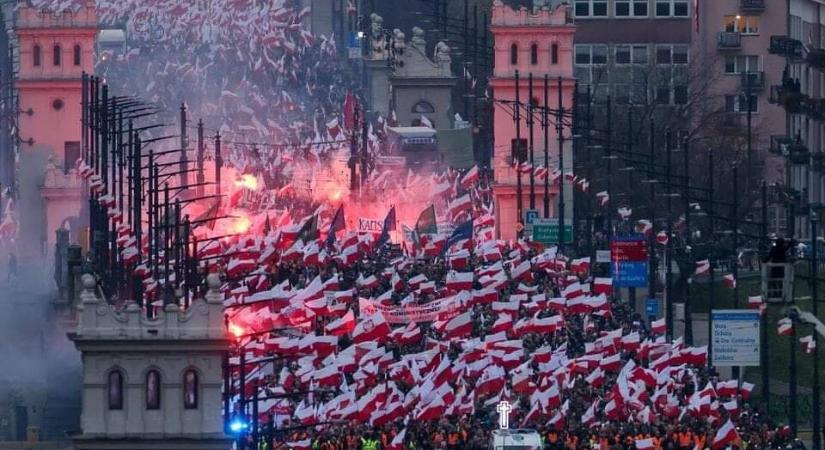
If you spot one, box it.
[444,311,473,339]
[510,260,532,282]
[712,419,739,449]
[740,382,754,400]
[800,335,816,354]
[447,271,474,291]
[716,380,738,397]
[391,271,403,292]
[636,438,655,450]
[593,277,613,295]
[723,274,736,289]
[748,295,763,309]
[460,165,480,189]
[325,310,356,336]
[778,318,793,336]
[600,353,622,372]
[416,394,446,421]
[596,191,609,206]
[286,438,312,450]
[695,260,710,276]
[650,318,666,335]
[352,313,391,344]
[636,220,652,236]
[387,428,406,450]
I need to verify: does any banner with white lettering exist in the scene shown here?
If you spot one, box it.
[358,218,384,233]
[358,295,465,323]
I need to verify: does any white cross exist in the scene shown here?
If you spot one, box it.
[496,401,512,429]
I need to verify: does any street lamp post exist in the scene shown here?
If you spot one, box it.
[811,209,821,450]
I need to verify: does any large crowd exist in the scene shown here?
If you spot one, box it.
[26,2,804,450]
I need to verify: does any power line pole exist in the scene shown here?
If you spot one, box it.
[557,76,565,253]
[528,73,535,211]
[543,74,550,219]
[515,70,523,238]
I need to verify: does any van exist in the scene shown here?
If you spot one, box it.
[490,428,543,450]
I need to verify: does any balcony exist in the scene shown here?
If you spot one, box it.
[741,71,764,91]
[789,141,811,165]
[718,32,741,50]
[769,36,805,60]
[808,48,825,70]
[813,152,825,173]
[770,135,792,156]
[740,0,765,12]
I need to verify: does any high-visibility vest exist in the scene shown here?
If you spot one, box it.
[361,437,378,450]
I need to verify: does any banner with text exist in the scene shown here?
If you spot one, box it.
[358,296,463,323]
[358,218,384,234]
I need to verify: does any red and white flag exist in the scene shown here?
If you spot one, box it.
[778,318,793,336]
[695,259,710,276]
[325,310,356,336]
[723,274,736,289]
[712,419,739,449]
[352,313,391,344]
[650,318,666,335]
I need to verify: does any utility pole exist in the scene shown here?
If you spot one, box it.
[761,181,770,404]
[683,137,693,344]
[585,86,593,257]
[197,120,205,196]
[812,208,822,450]
[746,72,753,192]
[557,76,565,253]
[515,70,523,238]
[179,103,189,189]
[648,120,657,303]
[665,131,673,340]
[349,105,359,192]
[215,132,222,199]
[543,75,550,218]
[528,73,535,211]
[708,148,716,364]
[606,96,613,244]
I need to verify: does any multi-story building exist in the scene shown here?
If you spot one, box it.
[772,0,825,240]
[571,0,692,109]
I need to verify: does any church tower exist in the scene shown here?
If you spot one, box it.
[15,1,97,259]
[69,274,232,450]
[489,1,575,241]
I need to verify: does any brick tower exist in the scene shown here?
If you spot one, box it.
[15,0,96,259]
[489,1,575,241]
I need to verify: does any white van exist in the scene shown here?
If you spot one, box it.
[491,429,543,450]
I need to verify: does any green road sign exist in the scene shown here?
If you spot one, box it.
[532,219,573,244]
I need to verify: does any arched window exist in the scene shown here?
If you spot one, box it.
[145,370,161,410]
[107,370,123,410]
[53,44,61,66]
[551,44,559,64]
[530,43,539,65]
[33,44,41,67]
[510,43,518,65]
[183,369,198,409]
[73,45,81,66]
[412,101,435,114]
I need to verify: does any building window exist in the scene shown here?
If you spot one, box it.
[510,43,518,65]
[724,55,760,74]
[574,0,607,17]
[146,370,161,410]
[656,0,689,17]
[183,369,198,409]
[108,370,123,410]
[725,94,759,113]
[530,43,538,65]
[64,141,80,174]
[33,45,41,67]
[674,85,688,105]
[724,15,759,34]
[412,100,435,114]
[53,44,61,66]
[575,44,608,65]
[616,0,648,17]
[616,44,649,66]
[656,44,688,65]
[551,44,558,64]
[73,45,81,66]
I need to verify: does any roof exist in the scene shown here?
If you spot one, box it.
[98,29,126,43]
[388,126,437,138]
